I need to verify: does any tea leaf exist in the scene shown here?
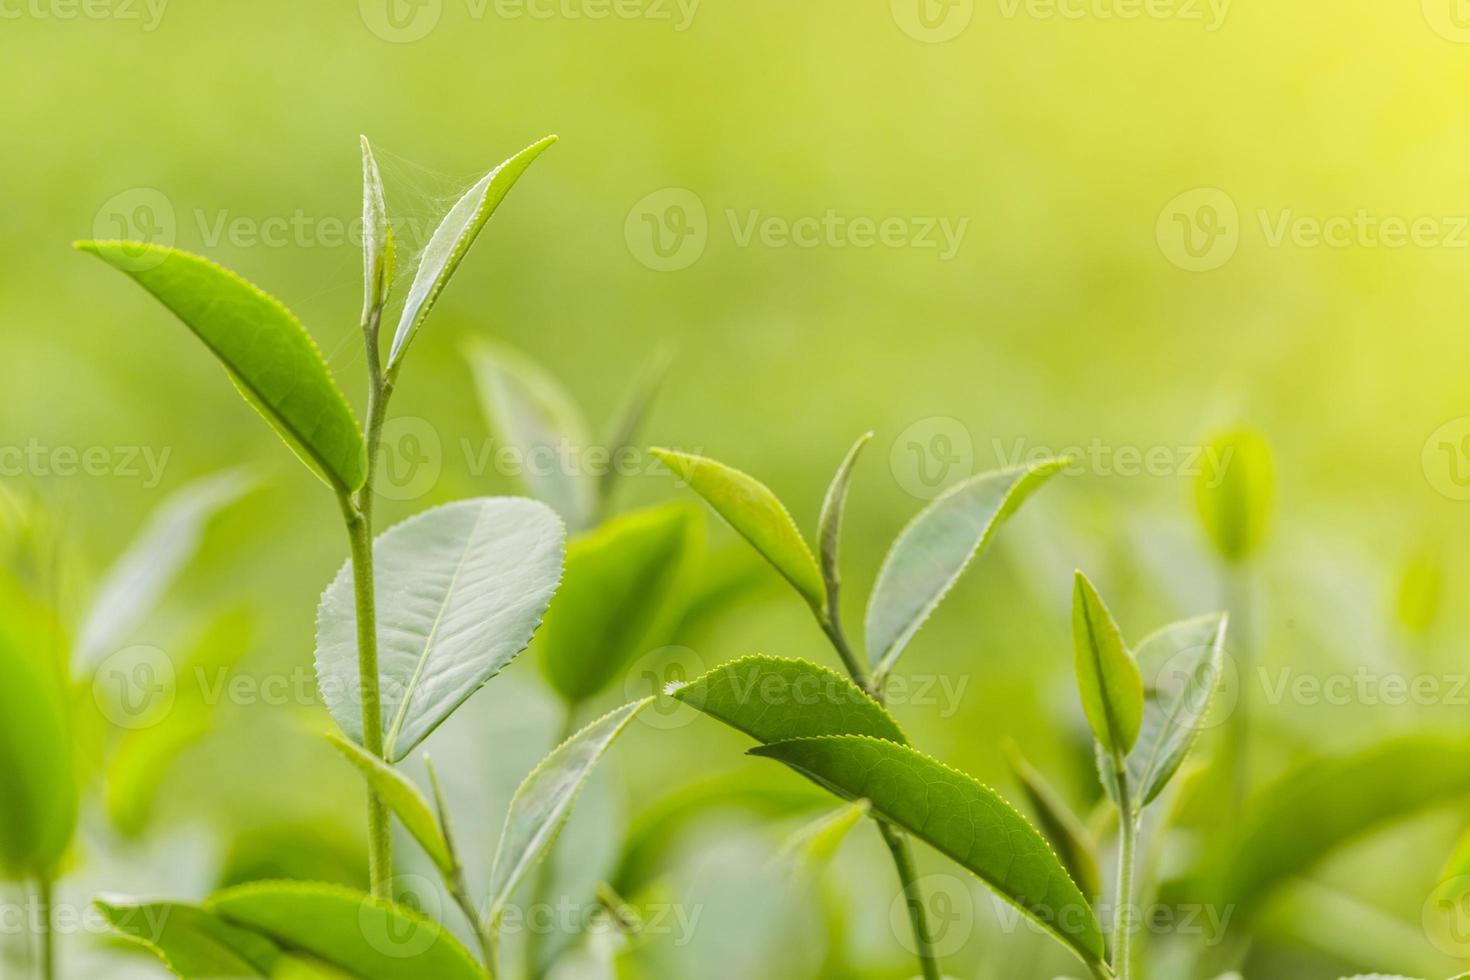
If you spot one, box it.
[0,582,76,878]
[208,881,484,979]
[599,349,672,508]
[1071,571,1143,757]
[74,243,366,494]
[816,433,872,621]
[670,654,907,745]
[538,503,700,704]
[487,698,652,925]
[360,135,393,317]
[1002,739,1102,901]
[865,459,1066,677]
[389,135,558,369]
[750,735,1107,970]
[465,339,596,531]
[326,733,453,876]
[76,468,254,670]
[1396,541,1444,637]
[778,799,871,875]
[315,497,565,760]
[1194,427,1274,563]
[97,898,280,977]
[651,449,826,616]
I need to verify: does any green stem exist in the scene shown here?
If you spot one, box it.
[36,877,54,980]
[877,820,942,980]
[1111,755,1137,980]
[819,612,871,694]
[1225,565,1251,808]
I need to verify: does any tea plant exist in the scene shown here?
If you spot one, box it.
[77,136,653,979]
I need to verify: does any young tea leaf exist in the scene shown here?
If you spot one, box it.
[865,459,1067,677]
[388,135,558,370]
[1194,427,1274,564]
[777,800,871,876]
[315,497,565,761]
[651,449,826,616]
[208,881,484,980]
[538,502,700,704]
[464,339,596,531]
[670,654,907,745]
[1071,571,1144,757]
[97,898,280,977]
[598,348,672,508]
[750,735,1107,971]
[75,243,366,495]
[816,433,872,622]
[326,733,454,877]
[360,135,394,318]
[1002,739,1103,901]
[76,467,254,670]
[486,698,652,925]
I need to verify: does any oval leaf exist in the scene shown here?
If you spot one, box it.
[389,135,558,369]
[1071,571,1144,757]
[75,242,366,494]
[670,654,907,746]
[750,735,1106,970]
[865,459,1066,676]
[1194,427,1274,563]
[652,449,826,616]
[315,497,565,761]
[98,898,280,977]
[208,881,484,980]
[465,339,595,531]
[816,433,872,621]
[487,698,652,924]
[538,503,700,704]
[327,733,454,876]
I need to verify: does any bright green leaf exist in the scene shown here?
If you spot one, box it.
[487,698,652,925]
[208,881,485,979]
[1071,571,1144,757]
[538,503,700,704]
[315,497,565,761]
[750,735,1106,971]
[75,242,366,494]
[97,898,280,977]
[816,433,871,623]
[1396,541,1444,638]
[651,449,825,616]
[360,135,393,317]
[465,339,596,531]
[389,135,558,369]
[326,733,454,877]
[865,459,1066,677]
[670,654,907,745]
[777,799,870,876]
[1194,427,1274,563]
[599,348,672,509]
[1002,739,1102,901]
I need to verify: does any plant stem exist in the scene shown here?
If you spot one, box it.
[525,706,580,980]
[36,877,54,980]
[1110,754,1137,980]
[877,820,942,980]
[819,613,870,694]
[1225,565,1251,808]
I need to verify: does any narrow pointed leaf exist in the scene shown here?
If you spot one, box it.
[1003,739,1102,901]
[360,135,393,317]
[77,468,253,669]
[487,698,652,924]
[389,135,557,368]
[816,433,872,621]
[1194,427,1274,563]
[327,733,454,876]
[652,449,825,615]
[208,881,485,979]
[75,242,366,493]
[750,735,1106,970]
[538,503,700,704]
[1071,571,1144,756]
[315,497,565,761]
[670,654,907,745]
[97,898,280,977]
[865,459,1066,676]
[598,348,672,507]
[778,799,870,875]
[465,339,596,530]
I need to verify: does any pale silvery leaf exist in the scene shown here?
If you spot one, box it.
[315,497,564,761]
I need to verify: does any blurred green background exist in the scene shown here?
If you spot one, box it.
[5,1,1470,977]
